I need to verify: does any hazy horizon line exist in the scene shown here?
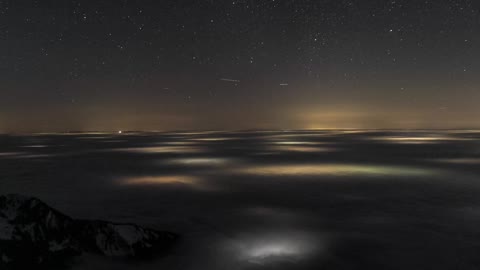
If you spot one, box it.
[2,127,480,135]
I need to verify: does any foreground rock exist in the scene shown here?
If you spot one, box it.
[0,194,177,268]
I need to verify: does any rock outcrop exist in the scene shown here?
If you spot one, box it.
[0,194,177,268]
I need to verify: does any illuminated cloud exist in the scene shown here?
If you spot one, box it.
[265,137,332,153]
[0,152,27,157]
[116,146,204,154]
[191,137,239,142]
[269,145,333,153]
[118,175,212,190]
[234,164,436,177]
[271,141,324,145]
[232,232,321,265]
[20,145,50,148]
[428,158,480,164]
[164,157,235,166]
[369,135,474,144]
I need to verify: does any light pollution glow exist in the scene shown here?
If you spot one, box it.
[116,146,204,154]
[4,97,480,132]
[164,157,235,166]
[270,145,332,153]
[369,135,475,144]
[233,164,436,177]
[232,232,320,265]
[120,175,201,187]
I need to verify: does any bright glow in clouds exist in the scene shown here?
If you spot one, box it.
[118,175,219,191]
[0,151,54,159]
[429,158,480,164]
[160,141,197,145]
[264,133,328,139]
[165,157,235,166]
[235,164,436,177]
[192,137,239,142]
[21,145,49,148]
[0,152,27,157]
[117,145,203,154]
[272,141,323,145]
[119,175,210,189]
[77,136,116,140]
[270,145,333,153]
[266,140,332,153]
[121,175,197,185]
[233,232,321,265]
[249,241,302,259]
[370,135,473,144]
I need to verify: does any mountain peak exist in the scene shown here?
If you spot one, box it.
[0,194,177,268]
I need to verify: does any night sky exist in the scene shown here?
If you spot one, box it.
[1,0,479,132]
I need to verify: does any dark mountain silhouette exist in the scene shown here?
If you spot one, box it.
[0,194,177,269]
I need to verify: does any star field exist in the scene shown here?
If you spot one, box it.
[0,0,479,131]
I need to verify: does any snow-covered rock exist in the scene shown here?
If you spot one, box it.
[0,194,177,268]
[76,220,177,258]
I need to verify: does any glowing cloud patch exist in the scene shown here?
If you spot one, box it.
[21,145,49,148]
[370,135,473,144]
[233,232,321,265]
[0,152,26,157]
[192,137,239,142]
[119,175,209,190]
[165,157,235,166]
[272,141,323,145]
[270,145,332,153]
[249,242,301,259]
[117,146,203,154]
[429,158,480,164]
[235,164,436,177]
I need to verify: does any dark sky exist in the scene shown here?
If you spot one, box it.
[1,0,479,132]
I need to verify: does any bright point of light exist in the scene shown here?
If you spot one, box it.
[118,130,122,134]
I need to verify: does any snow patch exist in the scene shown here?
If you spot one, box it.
[0,218,14,239]
[115,224,145,245]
